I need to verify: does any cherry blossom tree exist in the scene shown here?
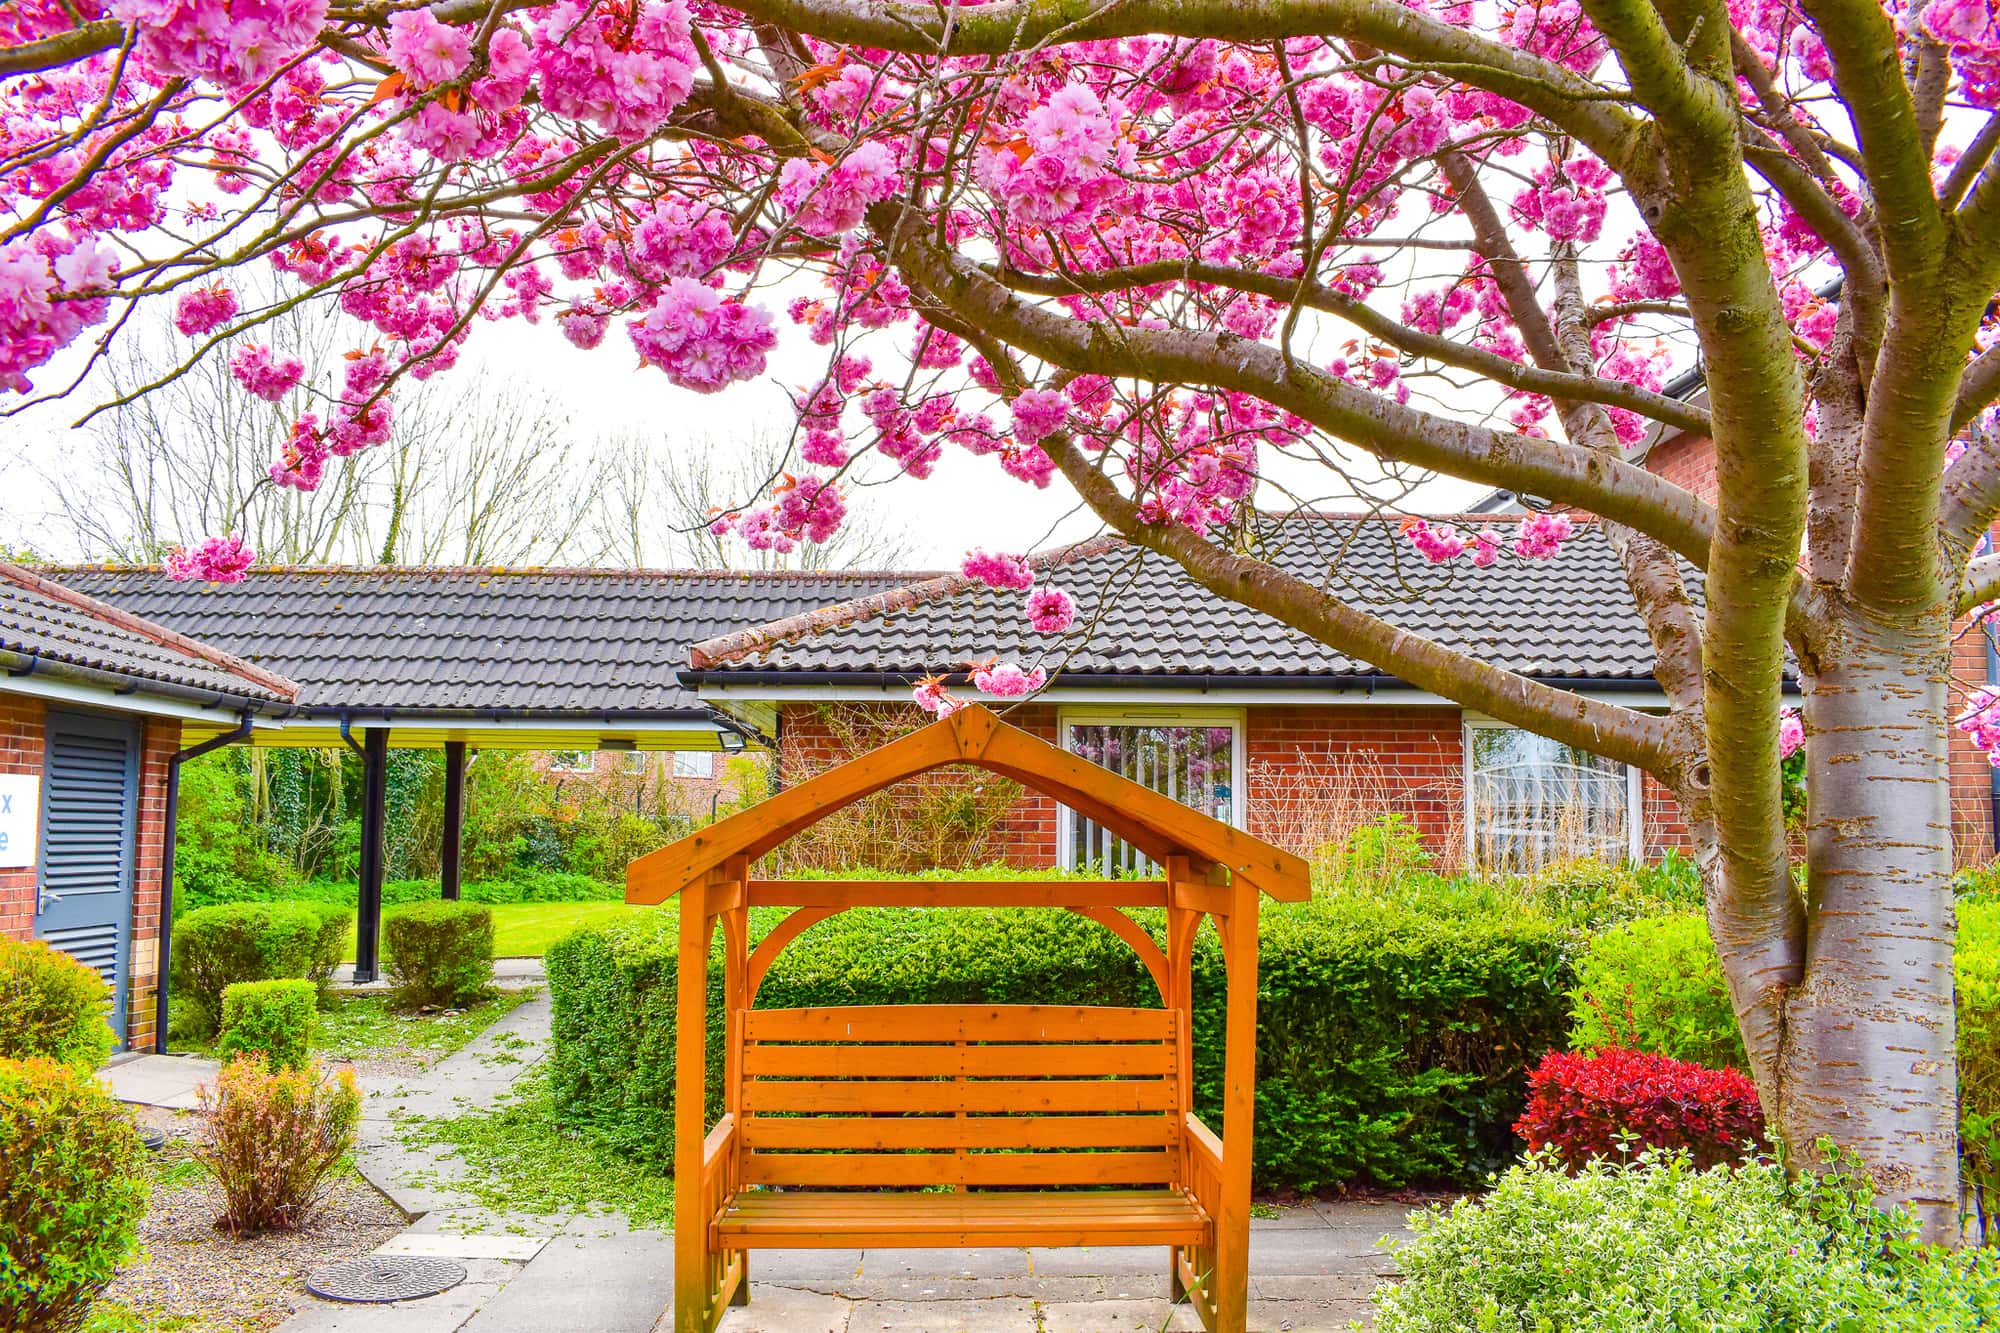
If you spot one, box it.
[8,0,2000,1237]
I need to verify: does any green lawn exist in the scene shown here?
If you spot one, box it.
[342,901,650,960]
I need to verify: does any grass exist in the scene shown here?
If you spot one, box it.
[342,901,649,960]
[394,1072,674,1227]
[170,988,532,1061]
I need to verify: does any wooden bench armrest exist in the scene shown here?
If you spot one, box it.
[701,1113,739,1243]
[1183,1111,1223,1213]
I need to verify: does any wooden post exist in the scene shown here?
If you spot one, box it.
[1214,876,1258,1333]
[440,741,466,901]
[353,727,389,984]
[674,875,709,1333]
[719,880,750,1307]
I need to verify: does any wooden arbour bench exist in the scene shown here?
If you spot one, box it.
[626,705,1310,1333]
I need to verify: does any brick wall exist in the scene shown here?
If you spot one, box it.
[528,748,753,823]
[0,694,177,1050]
[776,700,1694,871]
[0,697,44,941]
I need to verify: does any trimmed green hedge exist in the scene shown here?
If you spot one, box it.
[0,938,114,1073]
[170,902,347,1038]
[546,898,1574,1191]
[217,979,315,1072]
[385,902,494,1011]
[176,870,619,916]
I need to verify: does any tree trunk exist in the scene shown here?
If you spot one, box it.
[1786,605,1960,1242]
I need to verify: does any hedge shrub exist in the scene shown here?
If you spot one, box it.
[384,902,494,1011]
[0,938,113,1073]
[170,902,330,1038]
[1567,913,1745,1069]
[0,1057,148,1332]
[1516,1046,1766,1170]
[1958,901,2000,1221]
[177,869,620,916]
[1373,1150,2000,1332]
[216,979,315,1072]
[546,898,1574,1190]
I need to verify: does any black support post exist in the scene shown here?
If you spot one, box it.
[354,726,390,984]
[441,741,466,901]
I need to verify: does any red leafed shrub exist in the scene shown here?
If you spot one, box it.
[1515,1046,1767,1170]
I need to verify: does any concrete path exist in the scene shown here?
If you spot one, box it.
[224,986,1414,1333]
[330,957,547,991]
[103,1051,222,1109]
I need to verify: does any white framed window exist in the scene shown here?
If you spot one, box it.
[1058,707,1244,873]
[673,750,716,780]
[549,750,594,773]
[618,751,649,775]
[1463,717,1642,870]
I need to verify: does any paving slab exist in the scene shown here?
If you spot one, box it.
[1041,1298,1205,1332]
[1244,1296,1376,1331]
[712,1286,853,1333]
[456,1233,673,1333]
[101,1053,219,1109]
[377,1232,549,1262]
[1025,1245,1167,1278]
[860,1247,1031,1280]
[742,1249,867,1282]
[1251,1205,1333,1231]
[845,1296,1038,1332]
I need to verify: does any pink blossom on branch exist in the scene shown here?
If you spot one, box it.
[385,8,471,88]
[174,283,239,337]
[230,344,304,401]
[962,550,1036,591]
[1513,510,1574,559]
[165,534,255,582]
[972,662,1047,697]
[1778,707,1805,760]
[1025,586,1076,633]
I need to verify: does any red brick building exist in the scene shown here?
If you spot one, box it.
[0,564,297,1050]
[683,519,1714,874]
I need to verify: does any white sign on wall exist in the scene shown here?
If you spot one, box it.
[0,774,39,870]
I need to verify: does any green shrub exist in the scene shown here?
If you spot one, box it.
[194,1056,359,1233]
[384,902,494,1011]
[545,896,1573,1189]
[0,1057,148,1332]
[1567,913,1746,1070]
[0,939,113,1073]
[216,980,315,1072]
[1373,1149,2000,1332]
[170,902,325,1038]
[179,870,622,918]
[1517,858,1699,929]
[303,902,348,995]
[1961,901,2000,1231]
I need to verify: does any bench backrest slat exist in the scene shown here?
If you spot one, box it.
[738,1003,1183,1190]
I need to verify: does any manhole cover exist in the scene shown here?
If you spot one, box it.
[136,1125,166,1151]
[307,1255,466,1304]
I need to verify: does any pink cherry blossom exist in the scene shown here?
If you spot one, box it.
[962,550,1036,591]
[386,8,471,88]
[1778,707,1804,760]
[1514,511,1574,560]
[166,533,255,582]
[972,662,1047,697]
[777,141,902,235]
[912,675,963,716]
[173,283,239,336]
[1010,388,1070,446]
[1025,586,1076,633]
[230,343,304,400]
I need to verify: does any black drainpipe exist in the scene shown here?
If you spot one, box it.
[155,713,255,1054]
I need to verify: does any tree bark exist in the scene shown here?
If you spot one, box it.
[1787,602,1960,1241]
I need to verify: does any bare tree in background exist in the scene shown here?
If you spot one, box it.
[45,280,609,567]
[595,430,918,570]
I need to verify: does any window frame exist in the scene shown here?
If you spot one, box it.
[673,750,716,780]
[548,750,595,774]
[1055,705,1247,870]
[1461,714,1643,869]
[618,751,649,775]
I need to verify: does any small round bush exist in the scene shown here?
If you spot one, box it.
[0,938,113,1073]
[384,902,494,1011]
[170,902,325,1038]
[1372,1150,2000,1333]
[194,1055,359,1233]
[0,1057,148,1332]
[1516,1046,1766,1170]
[217,979,315,1072]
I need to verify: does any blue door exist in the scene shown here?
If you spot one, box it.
[35,709,139,1042]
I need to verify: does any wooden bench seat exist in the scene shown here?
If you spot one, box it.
[715,1188,1211,1248]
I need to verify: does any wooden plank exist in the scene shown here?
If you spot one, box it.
[673,879,711,1333]
[714,1189,1210,1248]
[1169,879,1234,919]
[720,1189,1192,1213]
[741,1151,1176,1188]
[742,1078,1175,1114]
[745,907,838,1003]
[746,880,1169,909]
[744,1005,1173,1043]
[743,1042,1174,1079]
[740,1114,1174,1151]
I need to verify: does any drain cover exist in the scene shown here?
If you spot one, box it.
[307,1255,466,1304]
[137,1125,166,1151]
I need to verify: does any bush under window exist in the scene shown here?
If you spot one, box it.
[0,937,114,1073]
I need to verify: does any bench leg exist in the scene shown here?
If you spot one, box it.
[1168,1247,1187,1303]
[731,1252,751,1306]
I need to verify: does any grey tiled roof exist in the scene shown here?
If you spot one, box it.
[689,517,1692,685]
[1,566,296,704]
[48,567,918,715]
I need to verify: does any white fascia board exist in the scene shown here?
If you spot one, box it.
[0,672,266,725]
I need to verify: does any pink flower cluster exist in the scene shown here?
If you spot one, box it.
[1923,0,2000,107]
[532,0,696,138]
[962,550,1036,591]
[972,662,1046,697]
[1025,586,1076,633]
[1960,689,2000,765]
[386,7,470,88]
[1510,158,1612,244]
[1514,511,1574,559]
[912,674,963,717]
[1404,519,1501,566]
[1778,707,1804,761]
[1010,388,1070,445]
[166,533,255,582]
[627,278,776,393]
[776,142,901,235]
[230,343,304,401]
[110,0,328,86]
[0,233,114,393]
[975,83,1132,228]
[173,283,238,336]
